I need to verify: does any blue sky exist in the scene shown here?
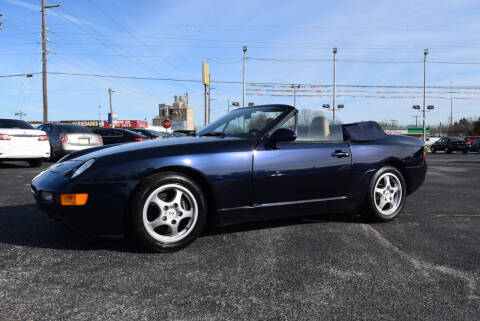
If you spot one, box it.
[1,0,480,127]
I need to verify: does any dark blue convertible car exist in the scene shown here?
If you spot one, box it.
[31,105,427,252]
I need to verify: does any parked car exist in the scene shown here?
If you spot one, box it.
[174,130,196,137]
[127,128,172,140]
[430,137,467,154]
[38,123,103,160]
[464,136,480,149]
[91,127,147,145]
[470,139,480,152]
[0,118,50,167]
[32,105,427,252]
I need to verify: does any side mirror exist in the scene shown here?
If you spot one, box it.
[267,128,296,148]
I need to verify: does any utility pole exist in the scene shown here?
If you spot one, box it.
[98,104,102,123]
[333,47,337,124]
[108,88,116,128]
[41,0,59,123]
[422,48,428,144]
[413,115,419,127]
[450,97,453,127]
[207,73,212,124]
[292,84,300,108]
[242,45,247,107]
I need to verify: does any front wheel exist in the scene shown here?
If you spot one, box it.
[362,166,406,222]
[463,149,468,154]
[431,147,436,153]
[129,172,207,252]
[445,147,452,154]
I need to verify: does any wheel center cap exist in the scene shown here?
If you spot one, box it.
[167,209,176,217]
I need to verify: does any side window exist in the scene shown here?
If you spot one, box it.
[113,130,123,137]
[297,110,343,142]
[276,110,344,142]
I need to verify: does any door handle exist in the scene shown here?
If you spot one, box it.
[331,150,350,158]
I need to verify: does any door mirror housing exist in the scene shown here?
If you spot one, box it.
[267,128,296,148]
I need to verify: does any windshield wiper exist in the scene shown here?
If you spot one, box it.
[200,131,225,138]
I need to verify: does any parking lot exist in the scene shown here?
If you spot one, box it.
[0,153,479,320]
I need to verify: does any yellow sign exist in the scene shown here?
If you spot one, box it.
[202,61,210,86]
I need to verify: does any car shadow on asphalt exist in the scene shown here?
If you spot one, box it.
[0,203,363,252]
[0,162,32,169]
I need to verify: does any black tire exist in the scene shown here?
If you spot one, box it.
[445,147,452,154]
[463,149,468,154]
[362,166,407,222]
[28,159,43,167]
[431,147,436,153]
[128,172,207,252]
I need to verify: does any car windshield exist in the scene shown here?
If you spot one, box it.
[197,106,289,138]
[58,124,93,134]
[0,119,34,129]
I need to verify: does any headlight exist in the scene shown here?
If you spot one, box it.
[71,159,95,179]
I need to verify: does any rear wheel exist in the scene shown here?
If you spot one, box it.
[445,147,452,154]
[431,146,436,153]
[129,172,207,252]
[363,166,406,222]
[28,159,43,167]
[463,149,468,154]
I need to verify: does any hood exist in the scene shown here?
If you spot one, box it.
[71,136,252,161]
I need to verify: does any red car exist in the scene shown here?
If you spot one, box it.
[465,136,480,149]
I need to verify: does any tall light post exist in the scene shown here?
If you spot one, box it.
[332,47,337,124]
[422,48,428,143]
[292,84,300,108]
[108,88,116,128]
[41,0,59,123]
[242,45,247,107]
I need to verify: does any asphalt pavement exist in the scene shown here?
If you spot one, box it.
[0,153,479,320]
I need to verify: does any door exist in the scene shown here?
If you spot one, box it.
[253,113,352,208]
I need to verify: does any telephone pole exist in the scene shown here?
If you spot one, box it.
[108,88,116,128]
[242,46,247,107]
[412,115,419,127]
[41,0,59,123]
[332,47,337,124]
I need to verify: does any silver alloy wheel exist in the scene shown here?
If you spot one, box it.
[142,183,198,244]
[374,173,402,216]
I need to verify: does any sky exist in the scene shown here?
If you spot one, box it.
[1,0,480,127]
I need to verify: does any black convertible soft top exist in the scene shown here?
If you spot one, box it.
[342,121,387,142]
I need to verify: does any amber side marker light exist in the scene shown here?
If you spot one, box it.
[60,193,88,206]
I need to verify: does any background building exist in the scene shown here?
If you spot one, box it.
[153,92,194,130]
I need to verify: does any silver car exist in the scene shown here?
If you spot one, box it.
[38,123,103,160]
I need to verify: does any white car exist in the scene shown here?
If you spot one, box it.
[0,118,50,167]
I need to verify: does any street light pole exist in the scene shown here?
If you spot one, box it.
[450,97,453,127]
[292,84,300,108]
[242,45,247,108]
[423,48,428,144]
[108,88,116,128]
[41,0,59,123]
[333,47,337,124]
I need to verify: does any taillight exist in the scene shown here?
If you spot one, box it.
[98,136,103,144]
[60,134,67,143]
[38,134,49,141]
[423,149,427,161]
[0,133,11,140]
[134,137,145,142]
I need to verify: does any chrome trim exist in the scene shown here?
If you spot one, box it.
[218,196,347,212]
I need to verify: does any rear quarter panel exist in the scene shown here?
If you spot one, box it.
[347,135,425,202]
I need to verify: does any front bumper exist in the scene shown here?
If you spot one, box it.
[31,170,136,237]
